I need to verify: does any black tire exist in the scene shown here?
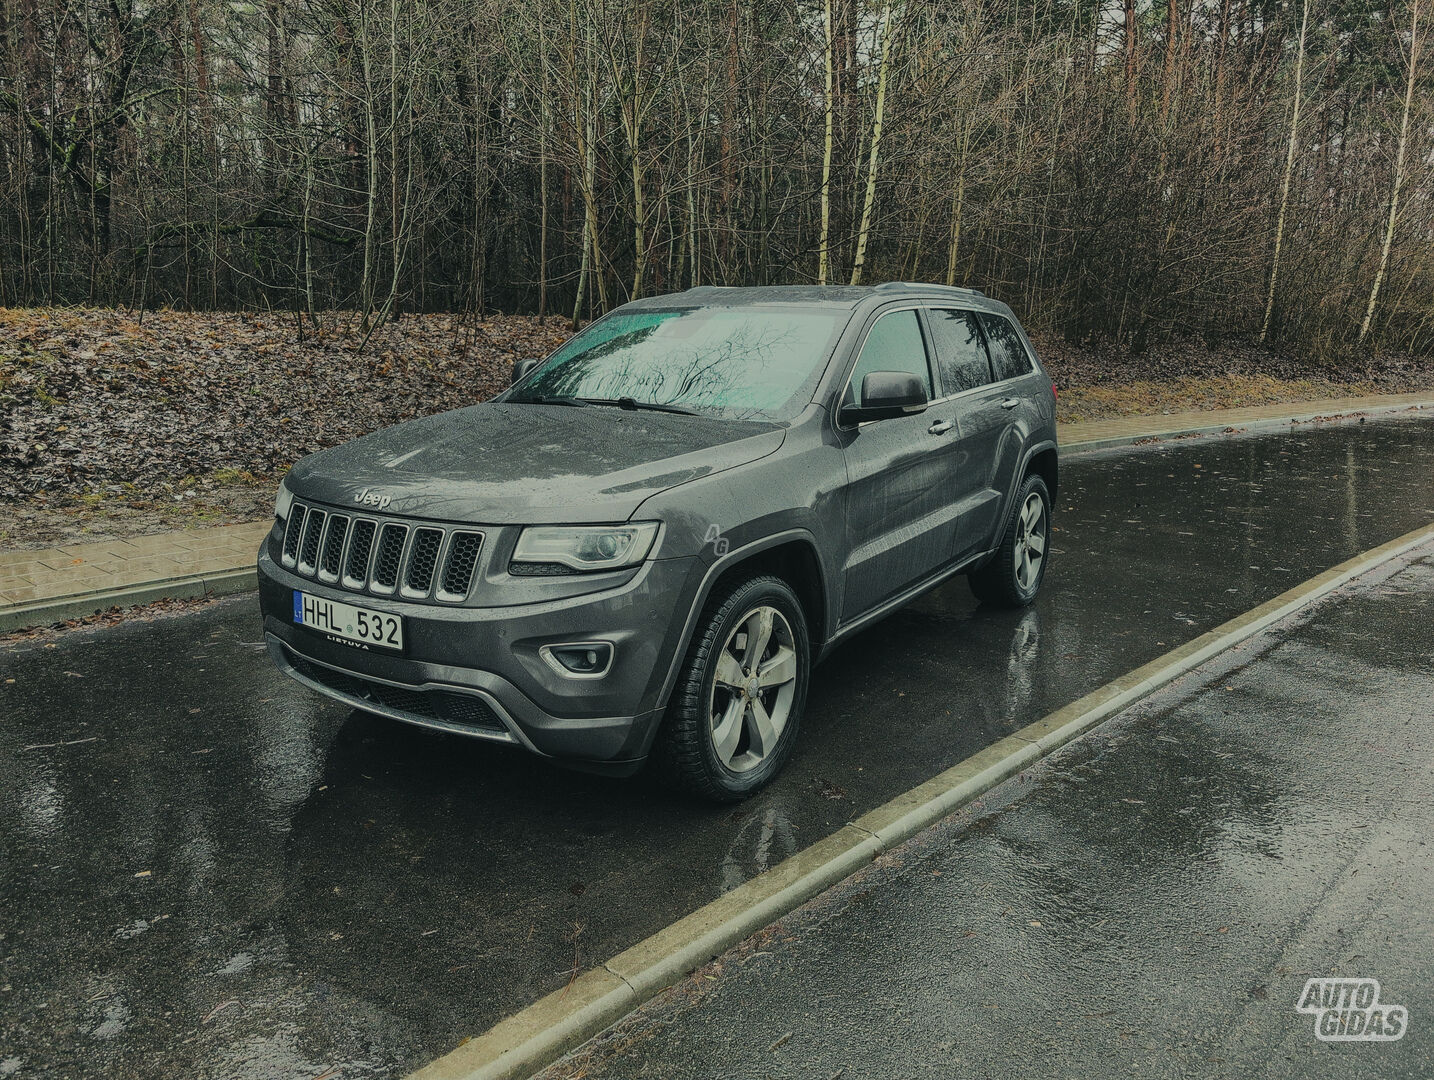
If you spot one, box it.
[968,473,1051,608]
[651,575,810,802]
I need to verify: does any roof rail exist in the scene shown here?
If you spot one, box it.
[874,281,985,297]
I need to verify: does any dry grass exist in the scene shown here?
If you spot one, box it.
[1054,373,1378,424]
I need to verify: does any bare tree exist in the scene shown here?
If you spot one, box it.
[0,0,1429,362]
[849,0,898,287]
[1261,0,1311,343]
[1359,0,1422,345]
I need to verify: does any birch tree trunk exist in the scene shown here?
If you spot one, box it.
[573,54,608,313]
[387,0,401,321]
[358,5,379,331]
[302,146,317,333]
[944,118,972,287]
[849,0,897,287]
[1359,0,1420,344]
[538,6,550,319]
[608,2,650,300]
[1260,0,1310,343]
[686,101,702,287]
[818,0,834,284]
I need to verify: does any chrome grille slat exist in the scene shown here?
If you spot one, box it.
[343,519,378,589]
[438,532,484,601]
[280,500,484,604]
[402,528,444,598]
[318,514,350,582]
[297,508,326,573]
[371,523,410,593]
[281,505,307,566]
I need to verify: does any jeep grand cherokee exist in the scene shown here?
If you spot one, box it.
[258,284,1058,800]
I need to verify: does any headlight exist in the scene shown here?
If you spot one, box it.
[511,523,659,573]
[274,479,294,522]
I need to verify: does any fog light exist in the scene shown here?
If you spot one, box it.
[540,641,614,679]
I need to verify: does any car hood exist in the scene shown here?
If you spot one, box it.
[285,402,785,524]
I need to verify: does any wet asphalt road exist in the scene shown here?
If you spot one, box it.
[2,415,1433,1078]
[543,545,1434,1080]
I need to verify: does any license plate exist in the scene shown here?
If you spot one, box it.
[293,590,403,651]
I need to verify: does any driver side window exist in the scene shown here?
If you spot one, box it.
[845,310,932,408]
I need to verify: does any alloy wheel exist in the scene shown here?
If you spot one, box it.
[708,605,799,773]
[1013,492,1047,592]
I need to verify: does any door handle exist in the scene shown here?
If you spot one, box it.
[999,397,1020,410]
[928,419,953,435]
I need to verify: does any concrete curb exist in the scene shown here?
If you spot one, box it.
[406,522,1434,1080]
[1060,398,1434,454]
[0,568,257,633]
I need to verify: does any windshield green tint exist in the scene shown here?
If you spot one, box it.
[514,307,845,420]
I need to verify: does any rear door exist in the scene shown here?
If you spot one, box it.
[975,311,1043,533]
[925,307,1005,560]
[836,307,962,622]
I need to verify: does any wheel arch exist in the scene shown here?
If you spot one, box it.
[1024,443,1059,503]
[655,530,828,711]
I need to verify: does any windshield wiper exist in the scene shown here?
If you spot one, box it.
[587,396,700,416]
[508,393,589,408]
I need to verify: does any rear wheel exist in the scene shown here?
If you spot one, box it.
[968,473,1051,608]
[652,575,809,802]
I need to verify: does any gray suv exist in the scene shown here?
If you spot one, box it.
[258,284,1058,800]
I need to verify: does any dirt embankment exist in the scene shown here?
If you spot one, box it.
[2,308,1429,550]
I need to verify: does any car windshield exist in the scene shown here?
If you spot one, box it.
[509,306,846,420]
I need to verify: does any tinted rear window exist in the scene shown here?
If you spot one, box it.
[926,309,992,394]
[979,313,1034,382]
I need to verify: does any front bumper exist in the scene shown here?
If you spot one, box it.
[258,544,701,769]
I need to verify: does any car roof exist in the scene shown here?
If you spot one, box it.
[622,282,998,313]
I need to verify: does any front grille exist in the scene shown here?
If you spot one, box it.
[278,500,483,603]
[286,653,506,734]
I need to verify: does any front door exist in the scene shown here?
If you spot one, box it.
[837,308,962,622]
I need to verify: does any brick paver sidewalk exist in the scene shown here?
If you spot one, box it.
[0,521,269,630]
[2,392,1431,632]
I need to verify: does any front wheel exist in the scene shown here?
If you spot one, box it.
[652,575,810,802]
[968,473,1051,608]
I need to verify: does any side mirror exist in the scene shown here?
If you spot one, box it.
[840,371,929,425]
[511,358,541,385]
